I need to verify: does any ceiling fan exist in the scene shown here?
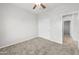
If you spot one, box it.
[33,3,46,9]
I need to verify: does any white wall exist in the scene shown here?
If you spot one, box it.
[38,4,79,44]
[38,12,62,44]
[71,13,79,47]
[0,4,37,48]
[38,13,51,40]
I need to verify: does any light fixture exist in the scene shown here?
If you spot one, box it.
[33,3,46,9]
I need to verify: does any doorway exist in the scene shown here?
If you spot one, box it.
[63,15,76,48]
[64,21,71,36]
[63,21,72,46]
[63,21,75,48]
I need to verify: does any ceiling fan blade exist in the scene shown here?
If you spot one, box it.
[40,3,46,9]
[33,4,37,9]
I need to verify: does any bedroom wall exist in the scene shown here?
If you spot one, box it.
[38,13,51,40]
[0,4,38,48]
[71,13,79,48]
[38,12,62,44]
[38,3,79,44]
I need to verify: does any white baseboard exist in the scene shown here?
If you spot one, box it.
[38,36,63,44]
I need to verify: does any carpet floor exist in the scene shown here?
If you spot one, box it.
[0,37,79,55]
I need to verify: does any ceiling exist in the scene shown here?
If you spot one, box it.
[11,3,62,14]
[11,3,79,14]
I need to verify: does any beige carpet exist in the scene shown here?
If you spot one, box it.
[0,37,79,55]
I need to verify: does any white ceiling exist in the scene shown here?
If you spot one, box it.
[12,3,62,14]
[11,3,79,14]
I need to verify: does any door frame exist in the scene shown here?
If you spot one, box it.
[62,12,78,44]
